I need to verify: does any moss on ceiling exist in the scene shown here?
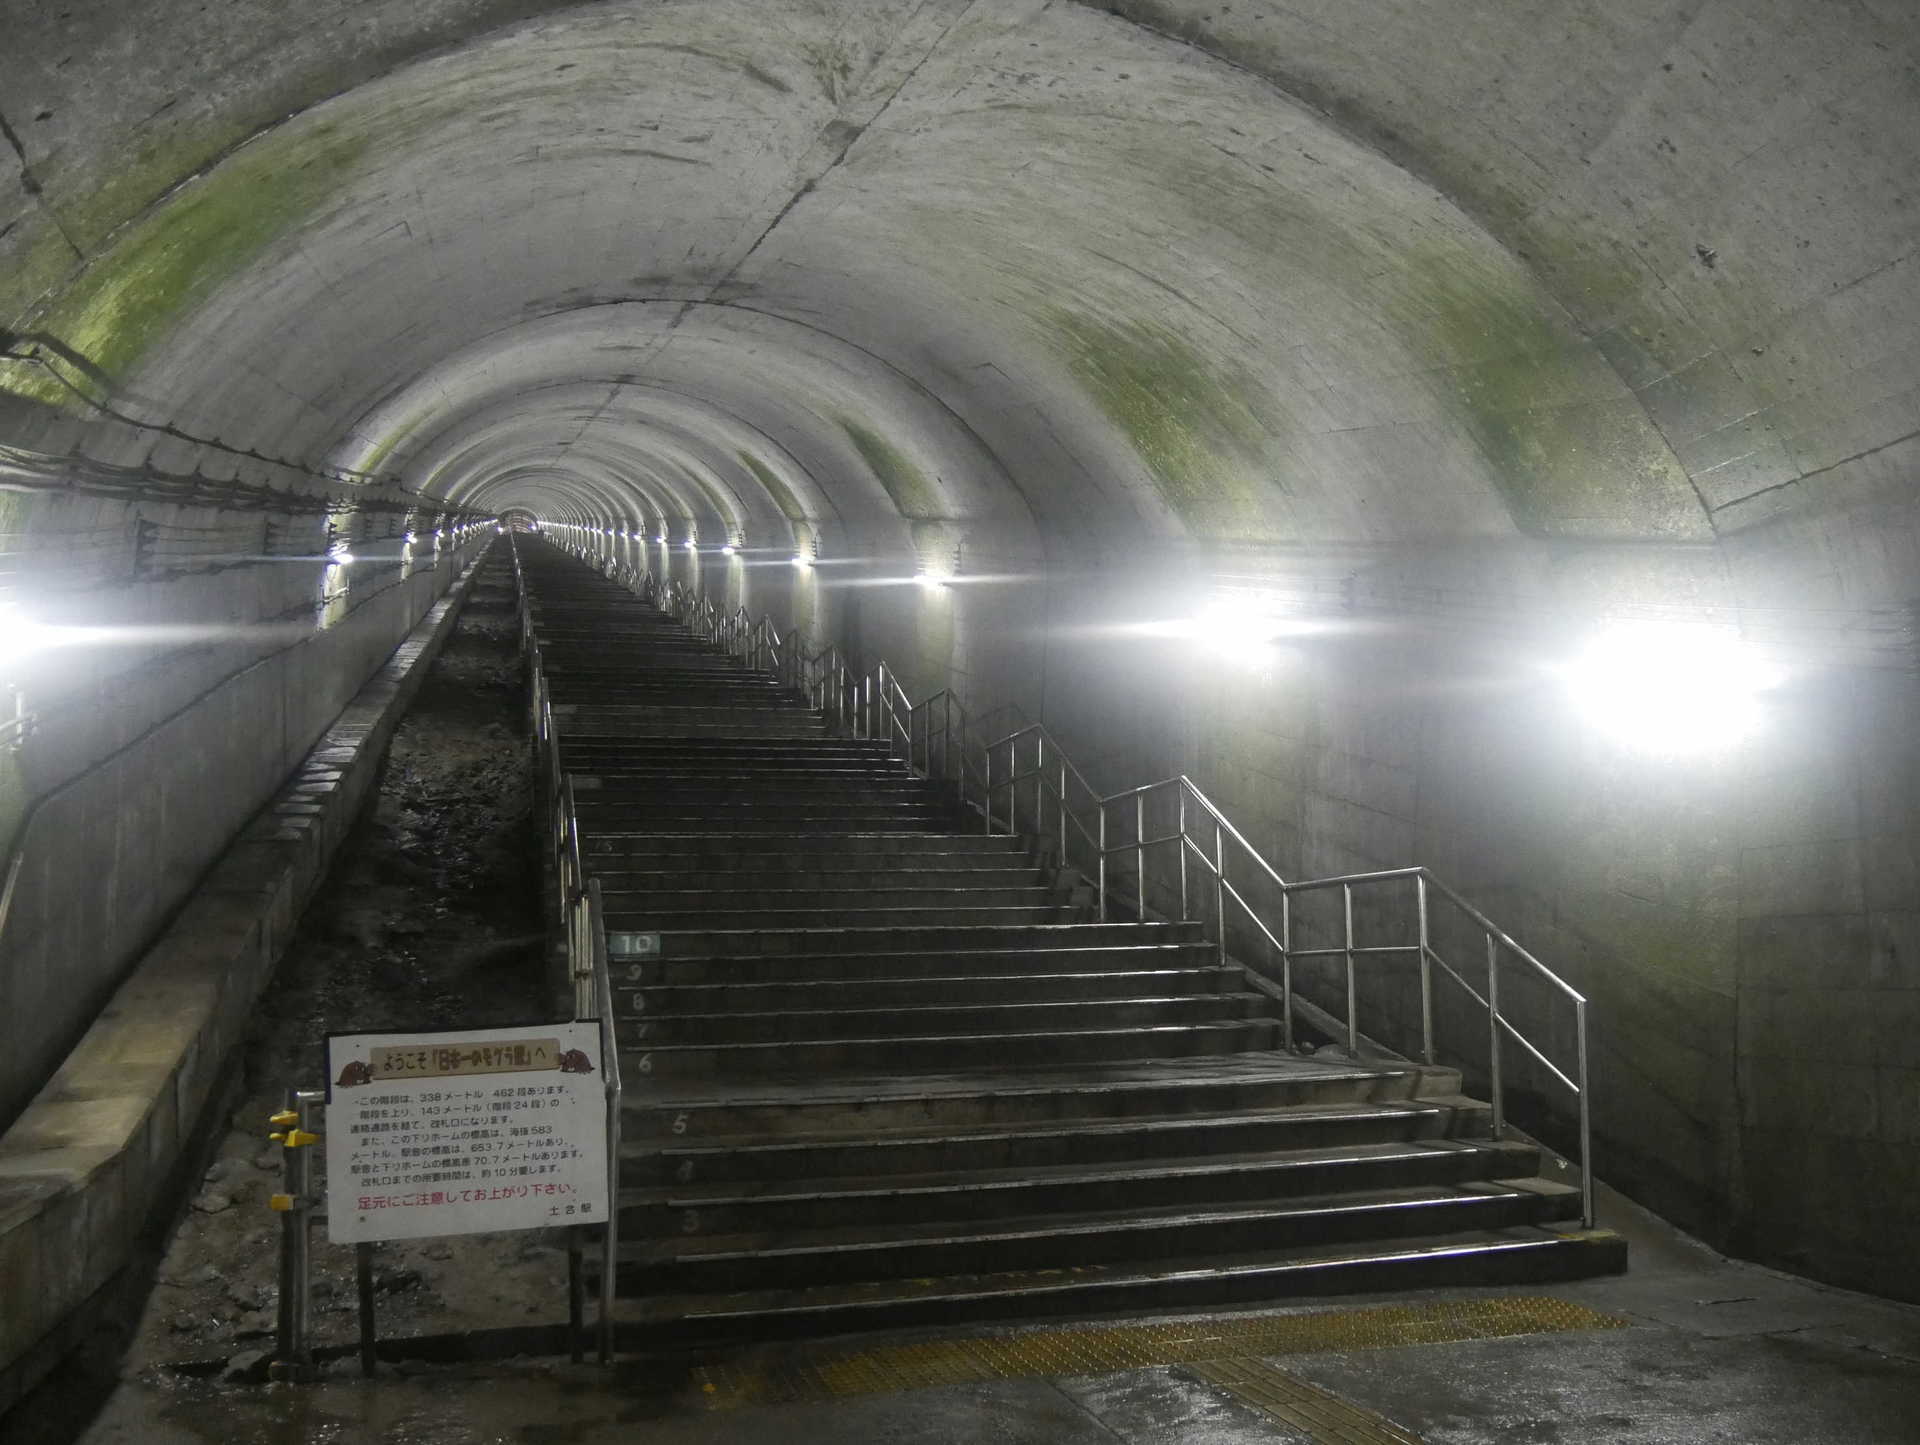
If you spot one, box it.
[738,450,809,523]
[1390,250,1701,538]
[1045,308,1284,539]
[5,121,369,408]
[838,415,944,520]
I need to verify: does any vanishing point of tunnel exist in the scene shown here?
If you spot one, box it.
[1,1,1917,1439]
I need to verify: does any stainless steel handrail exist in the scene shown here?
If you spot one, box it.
[556,530,1597,1229]
[981,768,1594,1226]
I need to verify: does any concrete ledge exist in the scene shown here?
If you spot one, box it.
[0,547,491,1416]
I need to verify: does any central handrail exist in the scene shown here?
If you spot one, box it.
[551,531,1598,1230]
[508,535,621,1363]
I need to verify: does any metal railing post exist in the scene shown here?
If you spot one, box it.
[1577,997,1594,1228]
[1058,757,1068,863]
[1177,789,1189,920]
[1280,889,1294,1052]
[1097,806,1108,921]
[1416,873,1435,1065]
[984,746,995,834]
[1213,819,1226,967]
[1342,882,1358,1055]
[1035,733,1046,846]
[1487,932,1505,1139]
[274,1086,323,1380]
[1133,791,1145,919]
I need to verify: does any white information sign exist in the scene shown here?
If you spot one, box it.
[324,1021,609,1244]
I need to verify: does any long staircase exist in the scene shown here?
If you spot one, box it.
[514,538,1624,1346]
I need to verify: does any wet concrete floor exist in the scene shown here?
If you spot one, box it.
[39,1180,1920,1444]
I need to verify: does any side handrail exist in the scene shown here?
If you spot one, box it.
[555,531,1596,1228]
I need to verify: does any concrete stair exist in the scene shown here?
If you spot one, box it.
[515,540,1626,1347]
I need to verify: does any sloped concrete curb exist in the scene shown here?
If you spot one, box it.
[0,545,493,1417]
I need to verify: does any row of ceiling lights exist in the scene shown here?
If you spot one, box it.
[533,521,1787,752]
[538,519,949,585]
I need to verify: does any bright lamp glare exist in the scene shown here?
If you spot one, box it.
[1564,624,1783,751]
[791,554,809,569]
[684,540,697,551]
[0,615,62,667]
[722,544,737,556]
[1191,599,1289,661]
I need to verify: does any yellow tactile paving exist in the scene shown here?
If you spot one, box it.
[691,1295,1628,1411]
[1194,1356,1427,1444]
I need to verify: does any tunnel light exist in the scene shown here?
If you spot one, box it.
[1561,623,1784,752]
[329,546,356,565]
[0,610,62,668]
[1193,599,1289,659]
[403,532,417,545]
[684,539,697,552]
[722,544,737,557]
[915,571,947,591]
[791,554,810,569]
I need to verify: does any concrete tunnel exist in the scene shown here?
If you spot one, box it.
[1,0,1917,1406]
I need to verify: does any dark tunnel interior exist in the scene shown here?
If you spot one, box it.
[1,0,1917,1410]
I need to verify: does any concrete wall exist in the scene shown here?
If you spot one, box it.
[0,550,484,1414]
[0,534,488,1129]
[847,541,1920,1300]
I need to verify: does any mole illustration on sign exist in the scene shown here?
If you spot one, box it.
[557,1049,594,1073]
[336,1059,373,1087]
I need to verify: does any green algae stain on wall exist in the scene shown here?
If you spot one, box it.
[739,451,810,523]
[838,417,945,520]
[7,123,370,409]
[1393,251,1702,539]
[1044,308,1282,539]
[350,427,407,483]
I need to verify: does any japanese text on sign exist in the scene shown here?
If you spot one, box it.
[325,1022,608,1243]
[369,1038,561,1079]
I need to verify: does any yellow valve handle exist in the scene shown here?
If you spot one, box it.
[269,1132,285,1143]
[269,1110,299,1127]
[268,1194,296,1212]
[280,1129,320,1148]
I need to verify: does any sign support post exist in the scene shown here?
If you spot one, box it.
[355,1243,377,1376]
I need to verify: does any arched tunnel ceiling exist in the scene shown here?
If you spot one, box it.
[2,0,1915,589]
